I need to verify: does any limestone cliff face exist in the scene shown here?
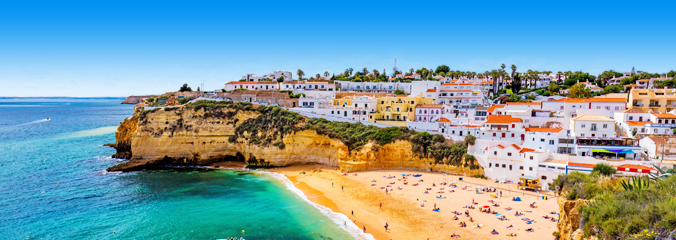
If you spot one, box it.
[108,106,483,176]
[121,95,153,104]
[557,197,588,240]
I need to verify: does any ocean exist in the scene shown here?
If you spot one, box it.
[0,98,365,240]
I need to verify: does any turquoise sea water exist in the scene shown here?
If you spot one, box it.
[0,99,364,240]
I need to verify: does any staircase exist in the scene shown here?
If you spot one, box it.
[615,123,629,137]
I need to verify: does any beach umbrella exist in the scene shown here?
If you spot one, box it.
[401,174,406,176]
[483,205,490,208]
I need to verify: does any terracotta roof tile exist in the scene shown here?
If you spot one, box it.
[485,115,522,124]
[525,128,563,133]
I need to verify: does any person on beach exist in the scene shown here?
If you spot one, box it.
[363,226,366,232]
[342,186,344,191]
[332,183,334,187]
[500,190,502,197]
[351,210,353,216]
[380,203,382,209]
[384,222,388,231]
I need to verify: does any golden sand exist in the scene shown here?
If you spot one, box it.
[276,165,559,240]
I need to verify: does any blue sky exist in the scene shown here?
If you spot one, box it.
[1,0,675,97]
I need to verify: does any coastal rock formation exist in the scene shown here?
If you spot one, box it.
[557,197,587,240]
[121,95,153,104]
[108,105,483,176]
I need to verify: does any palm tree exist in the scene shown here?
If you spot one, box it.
[316,73,320,78]
[297,69,305,80]
[511,64,517,79]
[557,71,563,81]
[373,69,379,78]
[363,68,369,76]
[348,68,353,77]
[324,71,329,77]
[501,63,506,72]
[409,68,414,75]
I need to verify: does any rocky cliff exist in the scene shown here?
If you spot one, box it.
[108,104,483,176]
[121,95,153,104]
[557,197,588,240]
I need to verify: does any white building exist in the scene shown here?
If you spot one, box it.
[334,80,411,94]
[243,71,292,82]
[293,94,379,122]
[281,81,336,92]
[223,81,279,91]
[436,83,486,108]
[541,98,627,127]
[479,115,525,144]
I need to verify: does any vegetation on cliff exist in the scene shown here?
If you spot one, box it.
[549,170,676,239]
[179,100,477,168]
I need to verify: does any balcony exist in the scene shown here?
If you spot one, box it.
[647,123,676,128]
[649,103,661,107]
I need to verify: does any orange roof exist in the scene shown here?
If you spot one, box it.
[449,124,481,128]
[426,89,437,93]
[625,84,638,87]
[487,104,505,112]
[637,79,650,82]
[616,164,656,171]
[485,115,522,124]
[511,144,522,150]
[587,98,627,103]
[626,121,652,126]
[555,98,627,103]
[438,118,451,123]
[525,128,563,133]
[496,145,505,149]
[568,162,596,168]
[404,76,414,79]
[652,113,676,118]
[506,102,541,106]
[520,148,536,153]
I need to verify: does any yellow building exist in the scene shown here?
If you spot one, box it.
[628,87,676,113]
[368,94,435,126]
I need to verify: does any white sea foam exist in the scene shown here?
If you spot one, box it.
[0,118,50,129]
[56,126,118,139]
[264,171,377,240]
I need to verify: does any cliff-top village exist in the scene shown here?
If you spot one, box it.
[133,66,676,190]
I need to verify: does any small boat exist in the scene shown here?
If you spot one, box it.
[46,118,51,121]
[413,174,422,177]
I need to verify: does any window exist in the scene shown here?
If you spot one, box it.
[560,106,564,110]
[494,151,497,156]
[549,140,555,145]
[541,176,547,180]
[519,166,524,170]
[615,106,619,110]
[502,164,506,168]
[581,133,585,137]
[508,152,512,156]
[603,134,607,137]
[511,133,514,137]
[629,116,633,120]
[605,106,610,110]
[493,133,496,137]
[581,124,586,128]
[529,156,534,160]
[489,163,492,167]
[596,106,600,109]
[509,165,512,170]
[541,138,545,142]
[603,124,608,128]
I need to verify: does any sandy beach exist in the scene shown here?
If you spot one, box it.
[275,165,560,240]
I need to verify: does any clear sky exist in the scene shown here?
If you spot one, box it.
[1,0,674,97]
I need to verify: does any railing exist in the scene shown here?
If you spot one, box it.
[648,123,676,127]
[649,104,661,107]
[374,118,407,122]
